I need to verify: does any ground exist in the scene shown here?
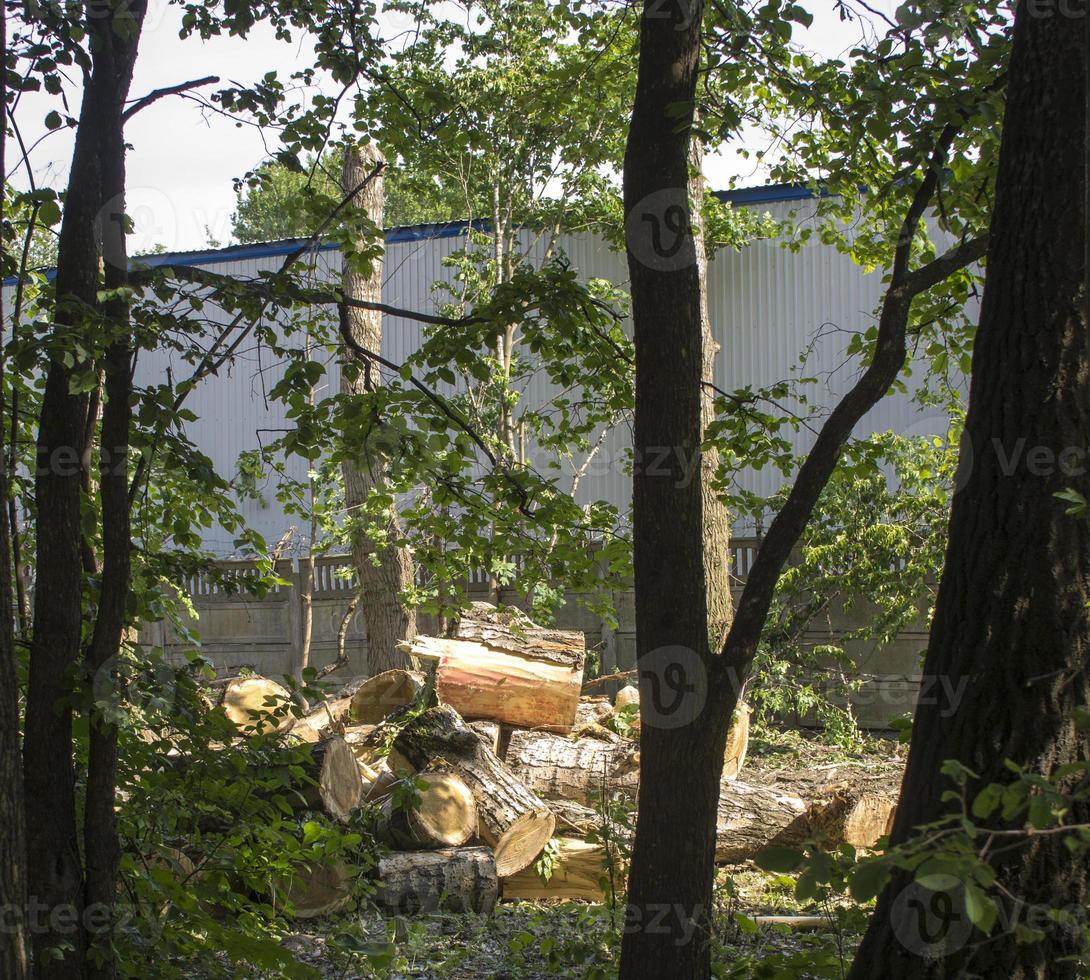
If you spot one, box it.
[275,730,905,979]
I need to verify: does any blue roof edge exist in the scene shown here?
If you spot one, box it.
[4,185,815,283]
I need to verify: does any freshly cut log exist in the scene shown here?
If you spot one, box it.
[397,602,585,732]
[348,669,425,725]
[275,860,353,919]
[377,771,478,850]
[715,780,809,864]
[807,789,896,850]
[292,694,355,741]
[722,703,751,780]
[216,676,294,733]
[468,720,501,755]
[342,724,381,766]
[362,761,399,804]
[392,705,555,876]
[297,736,364,823]
[375,846,498,915]
[614,685,639,712]
[505,730,640,806]
[574,696,614,728]
[547,799,600,836]
[502,840,615,902]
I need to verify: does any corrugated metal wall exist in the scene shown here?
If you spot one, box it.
[13,196,970,554]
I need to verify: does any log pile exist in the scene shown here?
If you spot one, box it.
[205,602,903,917]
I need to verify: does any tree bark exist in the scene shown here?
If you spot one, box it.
[0,3,28,973]
[619,2,731,975]
[339,143,416,675]
[374,846,498,916]
[850,9,1087,979]
[24,4,146,976]
[505,729,640,806]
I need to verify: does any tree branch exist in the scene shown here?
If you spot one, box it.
[122,75,219,122]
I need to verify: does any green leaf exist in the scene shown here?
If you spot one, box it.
[754,846,804,873]
[963,883,997,934]
[849,857,891,902]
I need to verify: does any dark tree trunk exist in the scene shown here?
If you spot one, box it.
[23,3,145,976]
[0,5,29,975]
[339,144,416,676]
[619,2,732,977]
[850,9,1087,980]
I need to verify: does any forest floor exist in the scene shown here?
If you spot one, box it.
[278,729,905,979]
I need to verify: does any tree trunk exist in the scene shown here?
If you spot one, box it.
[215,675,294,734]
[296,736,365,823]
[400,602,586,731]
[0,7,28,974]
[391,705,555,876]
[501,839,612,902]
[375,771,477,850]
[375,847,499,916]
[339,143,416,676]
[24,4,147,976]
[850,10,1087,979]
[618,2,732,974]
[714,779,809,863]
[347,668,424,725]
[275,861,354,919]
[505,729,640,806]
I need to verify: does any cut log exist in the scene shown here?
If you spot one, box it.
[505,729,640,807]
[275,860,354,919]
[547,799,600,837]
[377,772,478,850]
[342,724,381,766]
[375,846,498,916]
[397,602,585,732]
[292,694,355,741]
[501,839,616,902]
[716,779,809,864]
[723,703,751,780]
[362,761,399,804]
[392,705,555,876]
[807,789,897,850]
[614,684,640,712]
[216,676,294,733]
[297,736,364,823]
[348,669,425,725]
[574,696,614,728]
[468,720,501,755]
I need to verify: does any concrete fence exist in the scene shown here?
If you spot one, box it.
[141,536,929,729]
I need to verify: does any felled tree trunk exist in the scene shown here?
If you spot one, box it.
[275,860,354,919]
[292,693,355,741]
[296,736,364,823]
[215,676,294,734]
[502,839,613,902]
[348,668,424,725]
[505,730,640,806]
[807,789,896,850]
[468,720,501,755]
[392,705,555,876]
[375,847,498,916]
[376,772,477,850]
[715,780,809,864]
[399,602,585,732]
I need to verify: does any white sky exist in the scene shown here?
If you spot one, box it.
[9,0,895,253]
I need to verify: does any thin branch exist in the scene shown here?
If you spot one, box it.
[122,75,220,122]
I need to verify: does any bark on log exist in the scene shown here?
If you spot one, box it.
[501,840,614,902]
[297,736,364,823]
[392,705,555,876]
[398,602,585,732]
[468,720,501,755]
[348,669,425,725]
[375,847,498,916]
[376,772,477,850]
[216,676,294,733]
[574,696,614,728]
[807,789,897,850]
[505,729,640,806]
[715,780,809,864]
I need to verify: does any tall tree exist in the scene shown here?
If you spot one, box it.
[850,7,1087,977]
[339,144,416,674]
[620,0,996,974]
